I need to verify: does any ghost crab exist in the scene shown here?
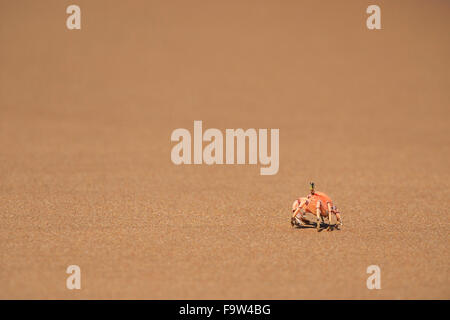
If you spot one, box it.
[291,182,343,231]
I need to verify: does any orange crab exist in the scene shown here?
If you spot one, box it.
[291,182,343,230]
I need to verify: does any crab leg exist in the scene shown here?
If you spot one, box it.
[316,200,322,230]
[335,209,343,226]
[292,207,306,226]
[291,207,300,226]
[327,202,333,229]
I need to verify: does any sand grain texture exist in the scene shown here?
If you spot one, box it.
[0,0,449,299]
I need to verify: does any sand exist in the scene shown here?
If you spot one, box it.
[0,0,449,299]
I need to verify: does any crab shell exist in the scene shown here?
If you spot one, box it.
[292,191,334,217]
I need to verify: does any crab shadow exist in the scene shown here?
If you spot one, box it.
[294,222,340,232]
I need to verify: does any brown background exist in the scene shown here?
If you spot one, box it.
[0,0,449,299]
